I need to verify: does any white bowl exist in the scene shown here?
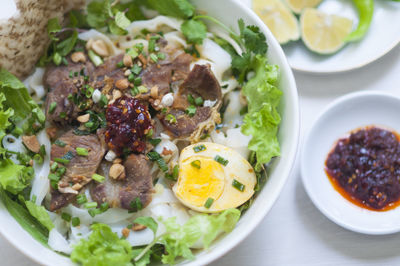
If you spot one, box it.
[0,0,300,265]
[301,91,400,235]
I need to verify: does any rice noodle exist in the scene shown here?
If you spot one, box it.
[48,229,72,254]
[23,67,46,101]
[30,130,51,205]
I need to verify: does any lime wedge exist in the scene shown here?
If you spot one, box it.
[300,8,353,54]
[285,0,322,14]
[253,0,300,44]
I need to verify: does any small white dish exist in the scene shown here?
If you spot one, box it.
[283,0,400,73]
[301,91,400,235]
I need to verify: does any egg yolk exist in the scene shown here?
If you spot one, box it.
[175,156,225,207]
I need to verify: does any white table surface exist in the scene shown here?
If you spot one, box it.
[2,5,400,266]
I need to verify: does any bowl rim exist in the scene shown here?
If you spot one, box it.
[0,0,300,265]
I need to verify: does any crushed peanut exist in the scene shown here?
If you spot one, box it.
[113,158,122,164]
[150,86,159,99]
[138,54,147,65]
[91,39,109,57]
[123,54,133,67]
[46,127,57,140]
[109,163,126,180]
[115,79,129,90]
[77,114,90,123]
[122,228,130,238]
[71,51,86,63]
[112,89,122,100]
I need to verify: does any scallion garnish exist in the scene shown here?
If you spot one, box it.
[191,160,201,169]
[49,102,57,114]
[129,197,142,212]
[195,97,204,106]
[56,166,66,176]
[117,60,124,68]
[61,212,72,222]
[187,94,195,104]
[186,105,196,117]
[232,179,245,192]
[204,198,214,208]
[54,157,70,165]
[88,50,103,66]
[214,155,229,166]
[128,73,135,82]
[48,173,60,182]
[59,112,67,119]
[33,154,43,164]
[76,147,89,156]
[150,53,158,63]
[50,162,58,172]
[166,114,177,124]
[147,151,168,172]
[71,217,80,227]
[83,202,98,209]
[92,173,105,183]
[157,53,166,60]
[193,144,206,153]
[54,139,66,147]
[77,194,87,205]
[134,77,142,86]
[99,94,108,107]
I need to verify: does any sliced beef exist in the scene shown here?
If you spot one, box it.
[49,130,106,211]
[44,55,95,125]
[140,53,192,98]
[160,64,222,141]
[175,64,222,105]
[90,154,154,211]
[92,54,125,83]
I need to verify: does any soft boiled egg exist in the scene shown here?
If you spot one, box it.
[173,142,256,213]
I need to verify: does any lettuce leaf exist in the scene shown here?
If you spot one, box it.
[241,55,282,170]
[0,188,49,246]
[0,159,34,195]
[159,208,240,265]
[0,93,14,142]
[146,0,194,19]
[71,223,133,266]
[0,69,45,134]
[25,201,54,231]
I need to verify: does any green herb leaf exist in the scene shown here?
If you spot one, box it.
[115,11,131,29]
[47,18,62,41]
[146,0,195,19]
[181,19,207,45]
[133,216,158,236]
[71,223,133,265]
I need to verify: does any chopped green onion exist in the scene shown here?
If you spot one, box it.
[187,94,195,104]
[72,217,80,227]
[148,38,156,52]
[84,121,94,128]
[54,157,70,164]
[193,144,206,153]
[50,162,58,172]
[48,173,60,182]
[33,154,43,164]
[131,64,142,75]
[129,197,142,212]
[92,173,105,183]
[54,139,66,147]
[63,151,75,160]
[76,147,89,156]
[56,166,66,176]
[77,194,87,205]
[83,202,98,209]
[204,198,214,208]
[214,155,229,166]
[232,179,245,192]
[126,47,138,59]
[69,71,73,78]
[147,151,168,172]
[166,114,177,124]
[138,85,148,93]
[88,50,103,66]
[62,57,68,66]
[88,208,101,217]
[131,87,139,96]
[134,77,142,86]
[145,129,154,138]
[172,165,179,179]
[186,105,196,117]
[61,212,72,222]
[191,160,201,169]
[195,97,204,106]
[99,202,109,212]
[150,53,158,63]
[85,86,94,98]
[161,107,167,114]
[148,138,161,146]
[59,112,67,119]
[39,145,46,157]
[49,102,57,114]
[99,94,108,107]
[157,53,166,60]
[128,73,135,82]
[117,60,124,68]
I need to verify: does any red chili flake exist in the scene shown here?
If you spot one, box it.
[105,96,152,155]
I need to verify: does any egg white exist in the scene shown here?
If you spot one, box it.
[173,142,256,213]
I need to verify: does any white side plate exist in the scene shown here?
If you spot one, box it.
[301,91,400,235]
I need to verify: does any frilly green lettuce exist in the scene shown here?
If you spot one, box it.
[0,159,34,195]
[71,223,133,266]
[241,55,282,171]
